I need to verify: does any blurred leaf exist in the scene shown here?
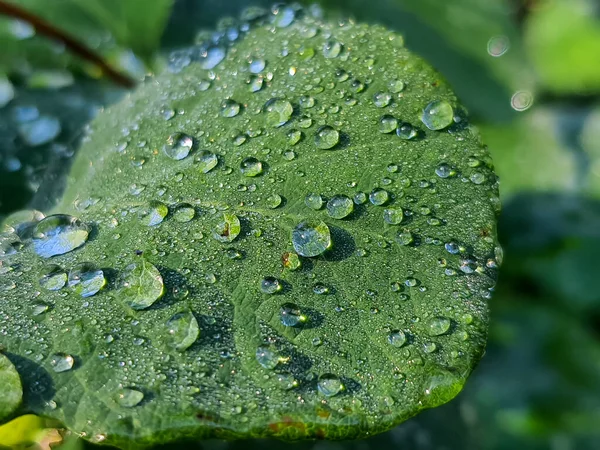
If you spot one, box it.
[0,353,22,422]
[0,415,46,447]
[479,107,578,199]
[525,0,600,94]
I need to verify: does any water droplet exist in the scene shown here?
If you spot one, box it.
[264,98,293,128]
[435,163,455,178]
[305,193,324,210]
[166,311,200,351]
[18,115,61,146]
[196,151,219,173]
[315,126,339,150]
[198,79,211,91]
[68,263,106,298]
[117,388,144,407]
[470,172,486,184]
[317,373,343,397]
[428,317,451,336]
[266,194,283,209]
[292,220,331,257]
[373,92,392,107]
[199,46,226,69]
[350,79,366,93]
[323,40,342,58]
[164,132,194,160]
[32,214,90,258]
[282,252,301,270]
[138,201,168,226]
[249,58,266,74]
[247,74,264,92]
[260,276,282,294]
[275,373,297,390]
[220,99,241,118]
[388,79,405,93]
[240,157,263,177]
[369,189,389,206]
[388,330,406,347]
[353,192,367,205]
[50,353,74,373]
[445,242,460,254]
[280,302,306,327]
[256,345,280,369]
[422,100,454,130]
[379,115,398,134]
[39,264,67,291]
[313,283,330,295]
[173,204,196,223]
[287,129,302,145]
[423,342,437,353]
[213,213,241,243]
[32,302,50,316]
[396,123,418,140]
[326,195,354,219]
[396,231,414,246]
[299,95,316,109]
[120,259,165,310]
[383,208,404,225]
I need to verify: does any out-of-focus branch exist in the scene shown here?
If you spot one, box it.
[0,0,136,88]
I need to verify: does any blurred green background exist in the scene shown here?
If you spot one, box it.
[1,0,599,449]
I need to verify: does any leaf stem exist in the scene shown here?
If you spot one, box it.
[0,0,136,88]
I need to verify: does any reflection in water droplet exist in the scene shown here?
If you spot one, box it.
[428,317,451,336]
[39,265,67,291]
[260,276,282,294]
[266,194,283,209]
[240,157,263,177]
[435,163,454,178]
[422,100,454,130]
[315,126,340,150]
[164,133,194,160]
[326,195,354,219]
[280,302,306,327]
[199,47,226,69]
[166,311,200,351]
[117,388,144,407]
[487,35,510,57]
[247,74,264,92]
[50,353,74,373]
[388,79,405,93]
[388,330,406,347]
[287,129,302,146]
[292,221,331,257]
[265,98,293,128]
[120,260,165,310]
[68,263,106,297]
[138,201,168,227]
[32,214,90,258]
[396,231,414,246]
[318,373,343,397]
[213,213,241,243]
[249,58,266,74]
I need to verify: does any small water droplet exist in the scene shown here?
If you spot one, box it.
[240,157,263,177]
[326,195,354,219]
[422,100,454,130]
[292,221,331,257]
[317,373,343,397]
[39,265,67,291]
[68,263,106,298]
[117,388,144,407]
[32,214,90,258]
[166,311,200,351]
[50,353,74,373]
[282,252,301,270]
[428,317,451,336]
[379,115,398,134]
[138,201,168,227]
[369,189,389,206]
[213,213,241,243]
[256,345,280,369]
[435,163,455,178]
[265,98,293,128]
[164,132,194,160]
[260,276,282,294]
[315,126,339,150]
[388,330,407,347]
[220,99,241,118]
[173,204,195,223]
[388,79,405,93]
[373,92,392,108]
[196,151,219,173]
[383,208,403,225]
[280,302,306,327]
[323,40,342,58]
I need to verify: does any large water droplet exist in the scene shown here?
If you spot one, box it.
[323,40,342,58]
[196,151,219,173]
[50,353,74,373]
[315,126,339,150]
[280,302,306,327]
[117,388,144,407]
[317,373,343,397]
[369,189,389,206]
[265,98,293,128]
[68,263,106,298]
[383,208,403,225]
[32,214,90,258]
[260,276,282,294]
[138,201,168,226]
[422,100,454,130]
[428,317,451,336]
[305,193,324,210]
[213,213,241,243]
[199,46,226,69]
[388,330,407,347]
[292,220,331,257]
[164,133,194,160]
[220,99,241,118]
[256,345,280,369]
[282,252,301,270]
[39,265,67,291]
[173,204,195,223]
[396,123,418,140]
[240,157,263,177]
[120,259,165,310]
[379,115,398,134]
[373,92,392,108]
[326,195,354,219]
[166,311,200,351]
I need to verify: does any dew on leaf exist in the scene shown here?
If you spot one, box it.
[388,330,407,347]
[379,115,398,134]
[276,373,297,390]
[435,163,454,178]
[323,40,342,58]
[117,388,144,408]
[256,345,280,369]
[282,252,301,270]
[196,151,219,173]
[213,213,241,243]
[315,126,340,150]
[326,195,354,219]
[68,263,106,298]
[388,79,405,93]
[166,311,200,351]
[173,204,196,223]
[373,92,392,107]
[396,123,418,140]
[266,194,283,209]
[422,100,454,130]
[50,353,74,373]
[249,58,266,74]
[264,98,293,128]
[240,157,263,177]
[317,373,343,397]
[120,259,165,310]
[32,214,90,258]
[287,129,302,145]
[260,276,282,294]
[247,74,264,92]
[199,46,226,69]
[428,317,451,336]
[396,231,414,246]
[280,302,306,327]
[292,220,331,257]
[39,265,67,291]
[383,208,404,225]
[305,193,324,210]
[138,201,169,227]
[369,189,389,206]
[164,132,194,160]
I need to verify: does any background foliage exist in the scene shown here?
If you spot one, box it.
[0,0,599,449]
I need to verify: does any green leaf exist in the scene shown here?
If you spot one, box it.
[0,353,22,422]
[0,8,499,448]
